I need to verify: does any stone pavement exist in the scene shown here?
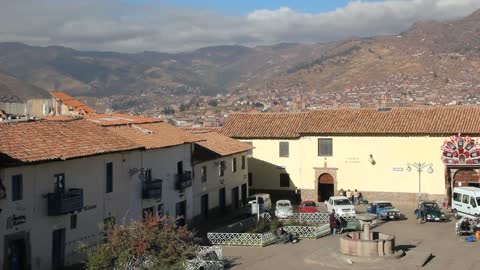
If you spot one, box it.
[222,205,480,270]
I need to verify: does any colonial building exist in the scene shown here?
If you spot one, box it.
[0,119,142,270]
[221,106,480,205]
[185,130,252,220]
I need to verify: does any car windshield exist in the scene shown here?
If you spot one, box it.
[477,197,480,207]
[378,203,393,208]
[278,202,290,207]
[424,203,439,209]
[303,202,316,207]
[335,199,351,205]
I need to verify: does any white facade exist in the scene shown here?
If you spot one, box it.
[0,143,194,270]
[192,152,249,219]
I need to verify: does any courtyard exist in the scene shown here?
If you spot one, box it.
[220,205,480,270]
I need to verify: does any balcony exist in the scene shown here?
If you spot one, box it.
[176,171,192,191]
[142,179,163,199]
[47,188,84,216]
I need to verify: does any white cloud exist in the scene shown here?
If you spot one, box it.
[0,0,479,52]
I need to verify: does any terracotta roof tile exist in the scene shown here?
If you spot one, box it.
[221,107,480,138]
[42,116,76,121]
[182,127,221,134]
[50,92,96,115]
[107,122,200,149]
[85,113,162,126]
[221,112,308,138]
[187,131,253,156]
[300,107,480,135]
[0,119,141,163]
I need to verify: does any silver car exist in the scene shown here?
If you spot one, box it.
[275,200,293,218]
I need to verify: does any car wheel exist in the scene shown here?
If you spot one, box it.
[453,209,460,220]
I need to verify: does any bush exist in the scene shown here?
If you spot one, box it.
[84,215,197,270]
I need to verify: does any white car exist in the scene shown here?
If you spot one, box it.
[325,196,356,217]
[275,200,293,218]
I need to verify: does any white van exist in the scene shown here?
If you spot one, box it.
[246,193,272,215]
[452,187,480,218]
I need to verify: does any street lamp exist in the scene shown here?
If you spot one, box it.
[406,162,433,201]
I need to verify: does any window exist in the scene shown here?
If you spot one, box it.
[158,204,164,217]
[70,214,77,229]
[279,142,289,157]
[471,197,477,208]
[54,173,65,193]
[201,166,207,182]
[453,192,461,202]
[232,158,237,173]
[106,162,113,193]
[280,173,290,187]
[241,156,246,170]
[248,173,253,186]
[462,194,470,204]
[318,138,333,156]
[219,161,226,177]
[12,174,22,201]
[245,141,253,155]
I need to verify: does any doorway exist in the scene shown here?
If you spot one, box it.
[175,200,187,226]
[231,187,239,209]
[201,194,209,219]
[4,232,30,270]
[241,184,248,206]
[318,173,334,202]
[218,188,226,212]
[52,228,65,270]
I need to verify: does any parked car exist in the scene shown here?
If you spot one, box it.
[414,201,446,222]
[451,187,480,219]
[325,196,356,217]
[299,200,318,213]
[275,200,293,218]
[367,201,401,220]
[243,193,272,216]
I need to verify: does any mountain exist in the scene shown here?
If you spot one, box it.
[1,9,480,105]
[0,42,330,97]
[0,71,49,102]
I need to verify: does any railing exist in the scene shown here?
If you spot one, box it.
[284,224,331,238]
[142,179,162,199]
[207,231,276,247]
[185,246,224,270]
[176,171,192,190]
[47,188,83,216]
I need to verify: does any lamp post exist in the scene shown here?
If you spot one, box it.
[406,162,433,201]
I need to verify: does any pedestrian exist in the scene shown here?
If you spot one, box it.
[329,209,337,234]
[353,189,359,205]
[346,189,352,200]
[338,188,344,196]
[342,189,347,197]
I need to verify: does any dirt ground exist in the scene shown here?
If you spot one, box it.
[222,205,480,270]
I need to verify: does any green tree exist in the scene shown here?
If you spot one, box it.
[85,215,197,270]
[208,99,218,107]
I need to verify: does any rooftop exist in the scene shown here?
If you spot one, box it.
[50,92,96,115]
[85,113,162,126]
[0,119,141,164]
[189,131,253,156]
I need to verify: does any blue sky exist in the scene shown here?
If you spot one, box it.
[125,0,355,15]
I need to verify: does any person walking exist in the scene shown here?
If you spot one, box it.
[346,189,352,200]
[353,189,359,205]
[338,188,344,196]
[330,209,337,234]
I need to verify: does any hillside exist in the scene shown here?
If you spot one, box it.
[0,71,50,102]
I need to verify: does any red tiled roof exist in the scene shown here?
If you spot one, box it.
[50,92,96,115]
[221,107,480,138]
[182,127,221,134]
[42,116,76,121]
[300,107,480,135]
[188,131,253,156]
[221,112,308,138]
[0,119,141,163]
[85,113,162,126]
[107,122,200,149]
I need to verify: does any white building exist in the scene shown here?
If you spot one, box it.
[186,131,253,220]
[0,119,142,270]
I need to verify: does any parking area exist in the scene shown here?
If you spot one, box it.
[222,205,480,270]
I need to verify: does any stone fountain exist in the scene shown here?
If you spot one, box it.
[339,213,401,258]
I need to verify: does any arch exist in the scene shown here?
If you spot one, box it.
[318,173,334,202]
[453,169,479,187]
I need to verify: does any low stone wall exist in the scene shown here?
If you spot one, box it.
[361,191,445,206]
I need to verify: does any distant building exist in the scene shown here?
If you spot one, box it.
[50,92,96,116]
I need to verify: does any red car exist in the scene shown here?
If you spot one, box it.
[299,200,318,213]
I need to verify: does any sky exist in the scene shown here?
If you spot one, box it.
[1,0,480,53]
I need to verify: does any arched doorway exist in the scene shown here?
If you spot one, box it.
[318,173,334,202]
[453,169,479,187]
